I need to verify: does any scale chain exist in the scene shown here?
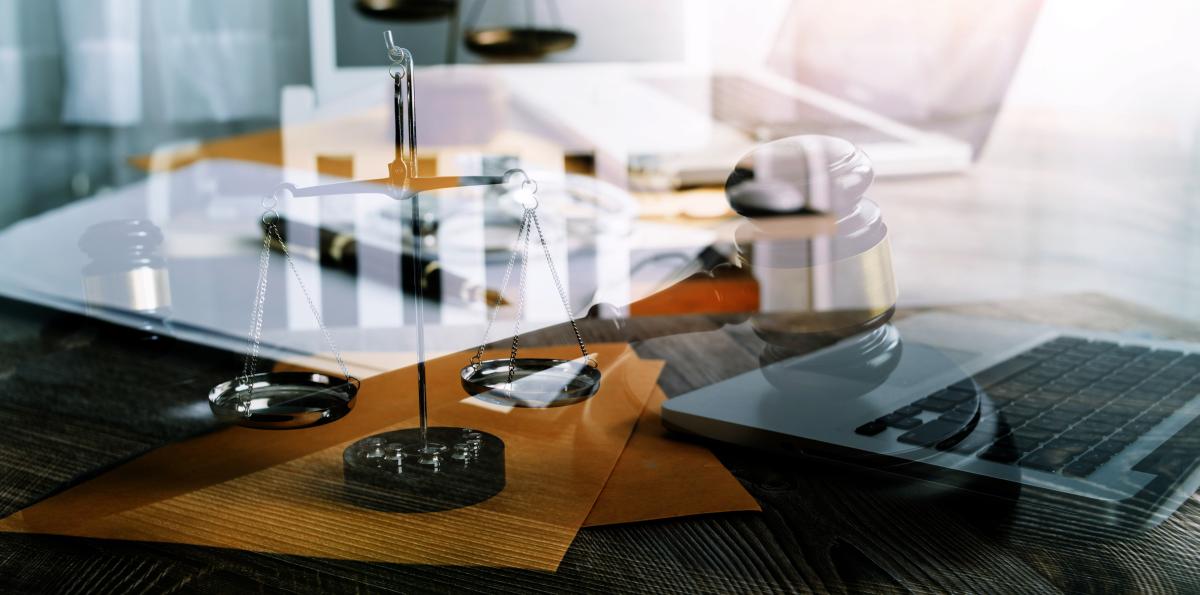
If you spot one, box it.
[239,227,275,415]
[235,206,354,418]
[471,177,593,385]
[529,208,590,364]
[264,223,352,381]
[506,208,534,384]
[471,203,530,368]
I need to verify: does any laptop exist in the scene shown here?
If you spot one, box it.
[628,0,1044,186]
[661,312,1200,530]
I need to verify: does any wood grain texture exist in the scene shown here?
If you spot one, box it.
[0,293,1198,593]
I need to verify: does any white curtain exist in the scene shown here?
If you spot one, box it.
[0,0,63,129]
[0,0,309,130]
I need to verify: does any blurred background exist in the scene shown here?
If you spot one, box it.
[1,0,1199,322]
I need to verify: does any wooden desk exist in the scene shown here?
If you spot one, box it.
[9,67,1200,593]
[0,292,1197,593]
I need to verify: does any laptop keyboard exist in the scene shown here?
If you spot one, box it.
[855,337,1200,478]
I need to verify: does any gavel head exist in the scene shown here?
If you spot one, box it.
[725,135,873,217]
[78,219,172,318]
[724,135,897,360]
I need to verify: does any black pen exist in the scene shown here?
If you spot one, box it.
[263,216,508,306]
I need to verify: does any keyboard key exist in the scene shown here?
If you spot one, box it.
[1137,409,1170,426]
[1042,438,1091,457]
[1042,410,1085,424]
[855,421,887,436]
[1054,400,1094,414]
[1061,429,1106,444]
[1076,450,1114,466]
[1105,380,1139,391]
[1066,370,1104,382]
[1089,411,1127,426]
[1089,357,1128,369]
[1000,411,1036,427]
[1131,416,1200,479]
[1148,349,1184,360]
[1026,416,1073,433]
[1030,346,1064,358]
[1111,428,1141,443]
[1003,382,1041,395]
[991,420,1016,437]
[979,445,1021,463]
[1063,460,1100,477]
[1079,388,1122,402]
[975,356,1042,388]
[1039,361,1074,373]
[986,386,1026,400]
[1007,428,1055,452]
[914,397,956,413]
[1126,420,1158,435]
[940,410,974,424]
[1157,367,1197,380]
[1113,345,1150,357]
[932,389,974,405]
[892,417,922,430]
[1047,384,1090,396]
[1006,404,1040,418]
[1139,380,1181,394]
[1019,447,1078,472]
[897,419,964,447]
[1104,402,1143,417]
[1122,389,1164,403]
[1053,354,1088,366]
[1076,417,1120,434]
[1163,391,1197,407]
[950,432,994,454]
[1093,439,1131,455]
[1020,392,1060,408]
[1049,337,1088,346]
[1110,372,1151,385]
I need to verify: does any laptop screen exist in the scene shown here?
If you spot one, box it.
[764,0,1043,152]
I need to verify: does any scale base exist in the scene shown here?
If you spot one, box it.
[343,427,505,513]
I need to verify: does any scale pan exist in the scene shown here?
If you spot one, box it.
[464,28,577,59]
[462,358,600,408]
[209,372,359,429]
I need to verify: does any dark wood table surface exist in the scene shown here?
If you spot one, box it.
[0,292,1197,594]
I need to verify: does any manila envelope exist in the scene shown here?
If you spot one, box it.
[585,384,760,527]
[0,344,660,570]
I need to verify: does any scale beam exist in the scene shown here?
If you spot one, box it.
[286,174,507,200]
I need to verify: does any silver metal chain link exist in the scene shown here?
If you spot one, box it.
[529,208,591,365]
[240,220,275,408]
[470,173,592,383]
[506,208,533,383]
[264,223,351,380]
[239,202,353,415]
[471,204,530,369]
